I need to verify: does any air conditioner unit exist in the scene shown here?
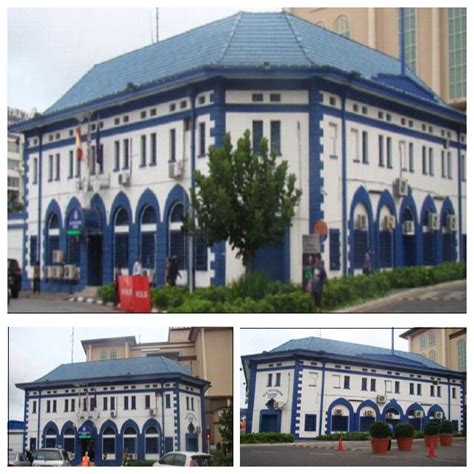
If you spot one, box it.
[402,220,415,235]
[128,454,135,461]
[44,266,54,279]
[386,412,394,419]
[446,215,457,233]
[63,265,77,280]
[275,401,286,410]
[335,409,343,416]
[52,266,64,279]
[111,411,117,418]
[428,213,439,231]
[118,172,130,186]
[52,250,64,264]
[149,409,156,416]
[395,178,409,197]
[376,395,386,404]
[364,410,373,417]
[383,215,396,231]
[356,214,368,230]
[169,160,184,179]
[414,410,423,418]
[434,412,443,419]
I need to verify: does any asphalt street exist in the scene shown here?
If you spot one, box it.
[8,295,117,313]
[241,439,466,466]
[347,280,466,313]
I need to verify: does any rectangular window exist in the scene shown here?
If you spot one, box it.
[343,376,350,389]
[101,350,107,360]
[270,121,281,155]
[191,398,194,411]
[400,141,407,171]
[429,148,434,176]
[275,373,281,387]
[378,135,384,167]
[308,372,318,387]
[33,157,38,184]
[186,396,190,410]
[351,129,360,162]
[328,123,338,159]
[395,381,400,394]
[53,400,57,412]
[304,414,317,432]
[150,133,157,166]
[169,129,176,162]
[123,139,130,169]
[430,385,435,397]
[410,383,414,395]
[55,153,60,180]
[48,154,53,181]
[422,146,427,174]
[370,379,376,392]
[252,121,263,155]
[110,351,117,360]
[110,397,115,411]
[437,386,441,397]
[267,373,273,387]
[361,378,367,391]
[420,335,426,349]
[194,232,208,271]
[114,141,120,171]
[145,395,151,409]
[362,131,368,164]
[409,143,414,172]
[452,387,457,399]
[417,383,422,396]
[71,399,75,412]
[461,154,466,181]
[332,375,341,389]
[64,399,69,413]
[91,146,96,175]
[68,151,73,178]
[140,135,147,166]
[447,152,452,179]
[124,396,129,410]
[329,229,341,271]
[403,8,418,73]
[30,236,37,266]
[386,137,393,168]
[46,400,51,413]
[252,93,264,102]
[131,396,136,410]
[165,394,171,409]
[103,397,108,411]
[32,400,37,414]
[199,122,206,157]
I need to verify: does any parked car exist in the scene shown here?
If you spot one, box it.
[8,258,22,298]
[8,451,31,466]
[32,448,71,466]
[154,452,213,467]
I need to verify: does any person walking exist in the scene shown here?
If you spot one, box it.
[363,248,372,275]
[310,253,327,313]
[165,256,181,286]
[81,451,91,466]
[122,449,129,466]
[132,256,142,276]
[33,261,41,294]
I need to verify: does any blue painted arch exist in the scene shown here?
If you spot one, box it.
[120,418,142,462]
[375,190,398,269]
[109,192,134,274]
[427,404,445,419]
[420,195,440,265]
[382,399,405,421]
[42,420,60,448]
[397,192,421,266]
[141,418,165,458]
[97,419,120,466]
[439,197,457,262]
[325,397,355,433]
[355,400,382,430]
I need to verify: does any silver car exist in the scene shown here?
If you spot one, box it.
[32,448,71,466]
[154,451,213,467]
[8,451,31,466]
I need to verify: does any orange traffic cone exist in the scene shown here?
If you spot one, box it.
[337,435,345,452]
[426,438,437,458]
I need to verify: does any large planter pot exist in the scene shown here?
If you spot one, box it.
[424,435,439,448]
[371,438,389,454]
[396,437,414,451]
[439,434,453,447]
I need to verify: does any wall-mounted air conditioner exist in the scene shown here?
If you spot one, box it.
[356,214,368,230]
[414,410,423,418]
[149,409,157,416]
[376,395,386,404]
[63,265,78,280]
[383,215,396,231]
[402,220,415,235]
[118,172,130,186]
[111,411,117,418]
[446,215,457,233]
[52,250,64,264]
[428,213,439,231]
[364,410,373,417]
[169,160,184,179]
[334,409,343,416]
[434,412,443,419]
[394,178,408,197]
[52,266,64,279]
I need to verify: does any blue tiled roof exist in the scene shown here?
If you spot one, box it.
[270,336,453,372]
[46,11,445,114]
[29,356,191,385]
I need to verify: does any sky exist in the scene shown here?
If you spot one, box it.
[239,328,410,408]
[8,327,170,420]
[7,7,280,113]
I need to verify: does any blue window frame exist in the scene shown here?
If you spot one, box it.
[145,427,159,454]
[123,139,130,169]
[114,141,120,171]
[329,229,341,271]
[170,230,186,270]
[140,135,147,167]
[305,414,317,432]
[378,135,384,167]
[169,129,176,162]
[353,229,367,269]
[252,121,263,155]
[150,133,157,166]
[194,232,208,271]
[379,230,393,268]
[331,415,348,432]
[114,234,129,269]
[103,427,116,455]
[362,131,368,164]
[30,236,37,265]
[199,122,206,157]
[270,121,281,156]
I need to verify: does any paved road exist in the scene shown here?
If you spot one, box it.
[349,280,466,313]
[8,295,117,313]
[241,439,466,466]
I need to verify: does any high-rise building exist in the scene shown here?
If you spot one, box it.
[286,8,466,110]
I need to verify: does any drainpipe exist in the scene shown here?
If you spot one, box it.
[341,96,348,276]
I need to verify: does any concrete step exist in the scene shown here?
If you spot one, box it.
[74,286,99,299]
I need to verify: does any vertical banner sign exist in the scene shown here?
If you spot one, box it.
[302,235,321,291]
[118,275,151,313]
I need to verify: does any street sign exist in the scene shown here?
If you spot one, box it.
[302,234,321,254]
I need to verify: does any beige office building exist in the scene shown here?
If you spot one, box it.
[81,327,233,447]
[286,8,466,110]
[399,328,466,371]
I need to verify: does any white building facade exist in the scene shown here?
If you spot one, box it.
[16,356,209,466]
[242,337,466,438]
[8,12,466,291]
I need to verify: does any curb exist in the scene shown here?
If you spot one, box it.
[335,279,465,313]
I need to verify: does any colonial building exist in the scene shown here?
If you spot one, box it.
[9,11,466,292]
[242,336,465,438]
[16,356,209,466]
[80,327,232,447]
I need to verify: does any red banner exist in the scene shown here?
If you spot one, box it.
[118,276,151,313]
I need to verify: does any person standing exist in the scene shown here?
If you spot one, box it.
[33,261,41,294]
[310,253,327,313]
[114,265,122,307]
[363,248,373,275]
[165,256,181,286]
[81,451,91,466]
[132,256,142,276]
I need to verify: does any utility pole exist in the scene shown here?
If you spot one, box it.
[71,327,75,363]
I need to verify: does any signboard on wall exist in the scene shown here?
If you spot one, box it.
[302,235,321,291]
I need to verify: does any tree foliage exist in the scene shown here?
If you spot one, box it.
[218,406,233,454]
[191,130,302,272]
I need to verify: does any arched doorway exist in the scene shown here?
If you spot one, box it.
[46,213,60,266]
[401,207,416,266]
[140,205,157,279]
[113,207,130,274]
[169,203,186,276]
[441,210,456,262]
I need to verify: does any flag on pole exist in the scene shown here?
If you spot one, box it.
[96,117,103,171]
[86,118,92,169]
[75,127,83,161]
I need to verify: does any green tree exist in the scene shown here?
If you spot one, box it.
[191,130,302,274]
[218,406,233,455]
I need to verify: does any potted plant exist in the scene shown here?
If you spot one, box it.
[369,421,391,454]
[394,423,415,451]
[423,421,440,448]
[439,420,454,447]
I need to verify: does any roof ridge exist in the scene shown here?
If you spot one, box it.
[217,11,244,64]
[283,12,314,66]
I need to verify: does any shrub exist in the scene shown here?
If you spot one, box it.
[394,423,415,438]
[97,284,115,304]
[315,432,370,441]
[423,422,440,436]
[151,286,188,310]
[210,450,233,466]
[123,460,155,466]
[369,422,392,439]
[229,272,271,301]
[240,432,294,444]
[439,420,454,434]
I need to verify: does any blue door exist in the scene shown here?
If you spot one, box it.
[185,433,198,452]
[253,239,285,282]
[260,414,279,433]
[88,235,103,285]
